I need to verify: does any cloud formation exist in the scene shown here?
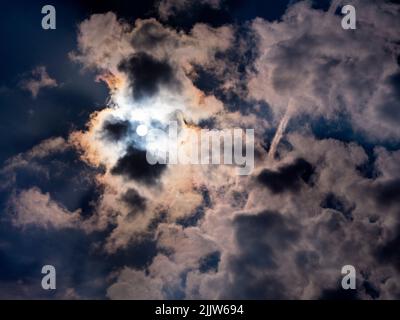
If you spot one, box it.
[2,0,400,300]
[9,187,81,229]
[20,66,57,98]
[247,0,400,140]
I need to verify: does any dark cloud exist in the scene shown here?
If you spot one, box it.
[120,188,147,212]
[321,210,347,233]
[270,35,319,94]
[373,179,400,207]
[378,100,400,124]
[176,186,211,227]
[236,210,298,248]
[363,280,380,300]
[356,149,378,180]
[131,20,171,50]
[320,193,355,221]
[118,52,180,100]
[102,119,131,141]
[257,158,315,194]
[388,72,400,100]
[2,0,400,300]
[223,273,287,299]
[3,148,103,219]
[189,25,263,117]
[378,73,400,124]
[199,251,220,273]
[111,146,166,185]
[156,0,230,28]
[223,211,299,299]
[375,227,400,271]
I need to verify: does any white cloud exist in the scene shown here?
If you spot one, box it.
[107,268,164,300]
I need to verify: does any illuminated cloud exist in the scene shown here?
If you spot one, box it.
[97,0,400,298]
[247,0,400,140]
[2,0,400,300]
[66,12,240,253]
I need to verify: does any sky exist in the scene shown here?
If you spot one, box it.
[0,0,400,300]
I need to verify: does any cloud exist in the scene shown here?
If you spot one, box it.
[66,13,236,252]
[111,146,167,185]
[375,225,400,273]
[9,187,81,229]
[20,66,57,98]
[0,136,103,233]
[220,210,299,299]
[108,223,219,299]
[320,193,355,221]
[118,52,181,100]
[3,0,400,300]
[101,118,132,142]
[257,158,315,194]
[71,14,233,80]
[247,0,400,140]
[120,188,147,212]
[372,179,400,208]
[0,137,70,191]
[157,0,222,21]
[121,132,400,300]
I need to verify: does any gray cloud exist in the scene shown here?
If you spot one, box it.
[70,2,400,299]
[247,0,400,141]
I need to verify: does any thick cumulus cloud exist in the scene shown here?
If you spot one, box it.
[1,137,102,232]
[66,12,242,254]
[102,118,131,142]
[2,0,400,300]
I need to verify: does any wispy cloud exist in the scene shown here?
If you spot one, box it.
[20,66,57,98]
